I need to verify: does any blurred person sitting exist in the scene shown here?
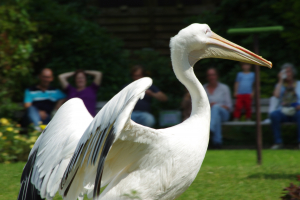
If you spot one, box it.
[24,68,66,131]
[270,63,300,149]
[58,70,102,117]
[204,67,232,148]
[181,90,191,121]
[126,65,168,127]
[233,62,255,121]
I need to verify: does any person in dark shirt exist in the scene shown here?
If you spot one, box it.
[128,65,168,127]
[24,68,65,130]
[181,90,191,121]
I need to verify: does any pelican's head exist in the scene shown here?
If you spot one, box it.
[171,23,272,68]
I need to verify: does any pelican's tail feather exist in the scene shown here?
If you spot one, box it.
[18,149,43,200]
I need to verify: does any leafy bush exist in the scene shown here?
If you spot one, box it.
[24,0,184,118]
[0,1,47,118]
[186,0,299,97]
[0,118,42,163]
[273,1,300,57]
[25,0,130,100]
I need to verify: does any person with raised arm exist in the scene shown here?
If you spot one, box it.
[58,70,102,116]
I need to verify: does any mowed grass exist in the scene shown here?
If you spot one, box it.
[1,150,299,200]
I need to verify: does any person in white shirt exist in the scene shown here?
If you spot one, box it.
[204,68,232,148]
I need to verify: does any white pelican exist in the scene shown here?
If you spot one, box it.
[18,23,272,200]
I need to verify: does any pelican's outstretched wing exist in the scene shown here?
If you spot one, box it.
[60,77,161,200]
[18,98,93,200]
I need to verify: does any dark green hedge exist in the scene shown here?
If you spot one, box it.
[2,0,300,121]
[186,0,300,97]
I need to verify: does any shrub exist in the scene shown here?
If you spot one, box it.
[0,1,48,119]
[186,0,299,97]
[0,118,42,163]
[26,0,130,101]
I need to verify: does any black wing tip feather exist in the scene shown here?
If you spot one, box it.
[63,167,79,197]
[18,181,43,200]
[62,121,116,199]
[93,126,116,199]
[18,150,43,200]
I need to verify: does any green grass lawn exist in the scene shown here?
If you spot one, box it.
[1,150,299,200]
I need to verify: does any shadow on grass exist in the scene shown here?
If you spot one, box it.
[247,173,296,180]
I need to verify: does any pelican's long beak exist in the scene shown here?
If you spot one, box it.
[205,32,272,68]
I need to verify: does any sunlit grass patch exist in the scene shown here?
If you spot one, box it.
[1,150,299,200]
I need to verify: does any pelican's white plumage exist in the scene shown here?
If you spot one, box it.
[59,76,210,200]
[18,23,272,200]
[18,98,93,200]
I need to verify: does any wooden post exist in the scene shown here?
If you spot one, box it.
[253,34,262,165]
[227,26,283,165]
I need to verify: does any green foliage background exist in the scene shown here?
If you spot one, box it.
[0,1,48,118]
[273,0,300,57]
[0,0,181,122]
[25,0,130,100]
[2,0,300,120]
[187,0,300,97]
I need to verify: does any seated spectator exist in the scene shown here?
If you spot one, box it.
[204,68,232,148]
[24,68,65,131]
[262,96,280,124]
[270,63,300,149]
[58,70,102,116]
[181,90,191,121]
[233,62,255,121]
[125,65,168,127]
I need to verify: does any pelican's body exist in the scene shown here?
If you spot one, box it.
[99,116,209,199]
[18,24,271,200]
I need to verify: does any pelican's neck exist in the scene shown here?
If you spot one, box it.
[171,45,210,117]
